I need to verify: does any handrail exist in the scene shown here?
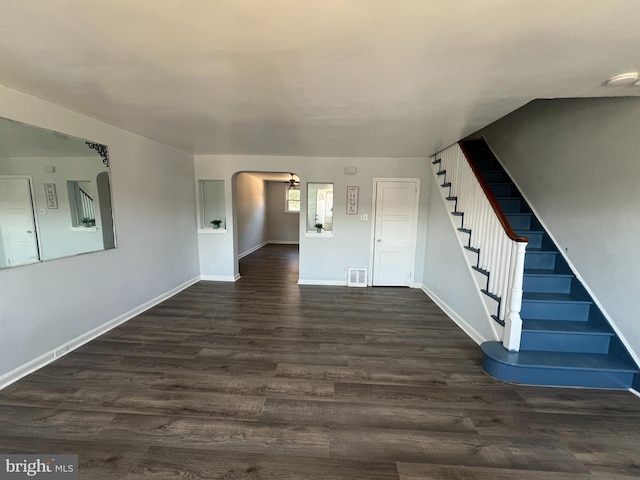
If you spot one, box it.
[459,140,528,244]
[79,187,93,202]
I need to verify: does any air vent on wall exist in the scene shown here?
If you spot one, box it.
[347,268,367,287]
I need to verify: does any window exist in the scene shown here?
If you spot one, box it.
[285,186,300,212]
[307,183,333,232]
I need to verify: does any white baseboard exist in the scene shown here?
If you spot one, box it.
[267,240,299,245]
[420,284,487,346]
[200,274,240,282]
[298,279,347,286]
[238,242,268,260]
[0,276,200,391]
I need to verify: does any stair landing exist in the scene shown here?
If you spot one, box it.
[482,341,636,389]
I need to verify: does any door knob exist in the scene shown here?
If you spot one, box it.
[376,239,381,242]
[26,230,33,233]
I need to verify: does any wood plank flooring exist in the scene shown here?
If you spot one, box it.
[1,244,639,479]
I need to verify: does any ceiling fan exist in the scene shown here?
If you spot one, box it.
[284,173,300,189]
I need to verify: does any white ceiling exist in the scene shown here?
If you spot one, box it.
[1,1,639,157]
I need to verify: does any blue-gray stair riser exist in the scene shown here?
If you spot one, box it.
[505,214,531,230]
[489,184,512,196]
[524,252,557,269]
[521,300,590,321]
[523,275,571,293]
[482,171,505,182]
[518,231,543,248]
[482,356,634,389]
[497,198,522,212]
[520,331,611,353]
[474,158,498,169]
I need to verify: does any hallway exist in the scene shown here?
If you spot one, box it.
[0,244,638,478]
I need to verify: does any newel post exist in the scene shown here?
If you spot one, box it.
[503,241,527,351]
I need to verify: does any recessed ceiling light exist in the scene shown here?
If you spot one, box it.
[605,72,638,86]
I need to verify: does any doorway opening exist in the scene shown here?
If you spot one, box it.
[232,171,300,283]
[0,176,41,268]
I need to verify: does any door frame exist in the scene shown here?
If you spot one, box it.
[0,175,42,266]
[369,177,421,287]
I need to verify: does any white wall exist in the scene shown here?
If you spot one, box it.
[235,173,267,257]
[0,85,200,385]
[195,155,429,284]
[266,181,299,243]
[421,172,496,344]
[479,97,640,362]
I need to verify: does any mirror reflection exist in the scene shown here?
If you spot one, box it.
[0,117,116,269]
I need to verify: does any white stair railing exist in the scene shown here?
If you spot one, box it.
[432,143,527,351]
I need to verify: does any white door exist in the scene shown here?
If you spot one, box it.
[0,177,40,268]
[372,179,420,286]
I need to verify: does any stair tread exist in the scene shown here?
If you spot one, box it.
[515,229,544,233]
[472,265,489,275]
[482,342,637,373]
[524,271,573,278]
[522,319,613,335]
[524,268,568,275]
[523,292,589,303]
[525,248,558,254]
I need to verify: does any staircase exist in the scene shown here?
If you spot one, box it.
[459,139,639,389]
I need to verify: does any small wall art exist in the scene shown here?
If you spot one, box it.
[44,183,58,209]
[347,186,358,214]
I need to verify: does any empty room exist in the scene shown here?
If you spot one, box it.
[1,1,640,479]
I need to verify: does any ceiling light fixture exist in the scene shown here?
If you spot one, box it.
[605,72,638,86]
[285,173,299,190]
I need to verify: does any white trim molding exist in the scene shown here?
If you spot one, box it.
[200,274,239,282]
[420,284,488,347]
[298,279,347,286]
[238,241,268,259]
[197,228,228,234]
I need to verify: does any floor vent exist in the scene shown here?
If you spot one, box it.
[347,268,367,287]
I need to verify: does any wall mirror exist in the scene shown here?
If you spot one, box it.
[0,116,116,269]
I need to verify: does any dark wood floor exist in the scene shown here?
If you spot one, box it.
[1,244,639,479]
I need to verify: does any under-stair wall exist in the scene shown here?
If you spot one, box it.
[478,97,640,375]
[421,172,498,344]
